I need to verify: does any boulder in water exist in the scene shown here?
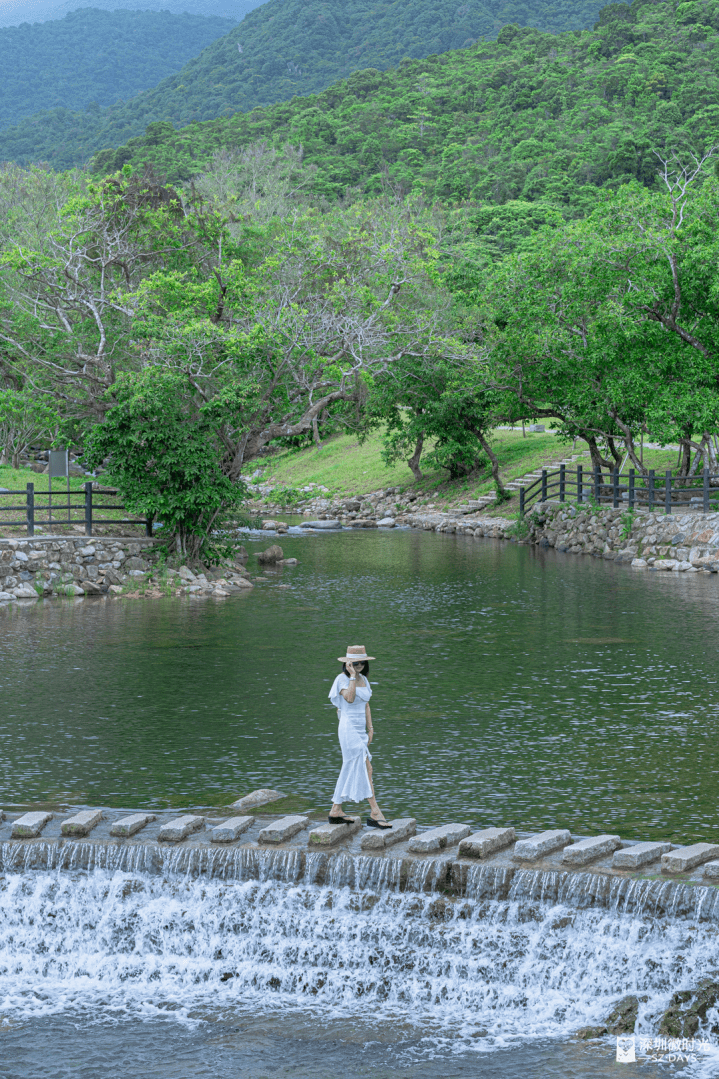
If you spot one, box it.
[257,545,283,564]
[658,979,719,1038]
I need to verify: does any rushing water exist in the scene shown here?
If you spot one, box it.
[3,526,719,1076]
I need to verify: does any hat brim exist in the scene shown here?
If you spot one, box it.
[337,655,375,662]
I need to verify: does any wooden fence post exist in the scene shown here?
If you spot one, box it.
[613,468,619,508]
[519,487,525,516]
[665,470,672,515]
[541,470,547,503]
[559,463,565,502]
[26,482,34,537]
[577,465,583,505]
[84,482,93,537]
[594,464,601,504]
[628,469,635,510]
[648,469,655,512]
[704,468,710,513]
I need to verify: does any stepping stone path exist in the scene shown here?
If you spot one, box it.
[61,809,103,837]
[361,817,417,851]
[110,813,157,837]
[662,843,719,873]
[613,841,673,869]
[513,829,572,861]
[408,823,471,853]
[211,816,255,843]
[309,817,361,846]
[458,826,515,859]
[12,811,52,838]
[158,815,205,842]
[562,834,622,865]
[258,815,309,843]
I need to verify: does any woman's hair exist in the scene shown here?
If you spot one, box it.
[342,660,370,678]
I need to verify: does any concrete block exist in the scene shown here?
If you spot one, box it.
[361,817,417,851]
[408,823,471,853]
[513,829,571,861]
[110,813,157,837]
[661,843,719,873]
[158,815,205,842]
[562,835,621,866]
[612,841,673,869]
[61,809,104,836]
[211,816,255,843]
[258,815,309,843]
[458,826,516,859]
[703,860,719,880]
[230,789,286,811]
[309,817,361,846]
[12,811,53,838]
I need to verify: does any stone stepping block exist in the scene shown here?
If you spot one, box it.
[408,823,471,854]
[110,813,157,838]
[703,860,719,880]
[211,816,255,843]
[458,826,516,859]
[562,834,621,866]
[612,841,673,869]
[61,809,104,837]
[513,829,571,861]
[230,789,286,811]
[661,842,719,874]
[309,817,361,846]
[361,817,417,851]
[158,815,205,842]
[257,815,309,844]
[12,811,53,838]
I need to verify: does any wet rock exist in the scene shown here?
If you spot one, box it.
[605,994,645,1035]
[257,545,283,564]
[230,788,286,811]
[81,581,102,595]
[110,813,156,837]
[576,1025,608,1040]
[658,980,719,1038]
[61,809,103,837]
[278,558,298,566]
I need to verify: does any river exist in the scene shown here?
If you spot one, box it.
[1,526,718,1077]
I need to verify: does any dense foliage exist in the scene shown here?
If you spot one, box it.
[0,8,236,129]
[76,0,719,208]
[0,0,611,169]
[0,0,263,30]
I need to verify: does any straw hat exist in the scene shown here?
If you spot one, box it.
[337,644,375,662]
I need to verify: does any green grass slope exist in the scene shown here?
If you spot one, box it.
[83,0,719,209]
[0,0,608,168]
[0,8,237,129]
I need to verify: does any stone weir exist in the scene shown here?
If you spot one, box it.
[2,806,719,920]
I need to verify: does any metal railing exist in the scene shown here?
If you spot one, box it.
[519,466,719,516]
[0,482,151,536]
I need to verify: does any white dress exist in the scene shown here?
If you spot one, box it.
[329,672,373,803]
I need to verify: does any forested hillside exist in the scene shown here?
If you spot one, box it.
[0,0,608,168]
[0,9,236,128]
[85,0,719,210]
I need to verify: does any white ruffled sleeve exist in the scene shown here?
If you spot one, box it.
[329,673,346,709]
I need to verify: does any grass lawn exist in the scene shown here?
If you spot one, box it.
[0,466,145,537]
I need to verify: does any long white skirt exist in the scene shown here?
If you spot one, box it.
[332,715,372,803]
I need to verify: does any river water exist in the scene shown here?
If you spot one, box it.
[2,527,719,1077]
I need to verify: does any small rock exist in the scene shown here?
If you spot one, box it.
[630,558,647,568]
[377,518,396,527]
[230,788,286,810]
[299,520,340,530]
[81,581,102,595]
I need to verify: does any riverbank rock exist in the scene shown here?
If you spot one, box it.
[257,545,283,564]
[230,788,286,811]
[658,979,719,1038]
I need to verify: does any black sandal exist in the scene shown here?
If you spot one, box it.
[328,814,356,825]
[366,817,392,829]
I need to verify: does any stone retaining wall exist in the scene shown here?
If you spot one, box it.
[0,536,162,600]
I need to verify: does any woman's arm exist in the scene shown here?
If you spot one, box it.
[366,702,373,744]
[340,662,367,703]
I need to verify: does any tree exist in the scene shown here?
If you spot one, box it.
[0,386,61,467]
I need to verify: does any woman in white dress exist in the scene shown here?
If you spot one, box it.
[328,645,391,829]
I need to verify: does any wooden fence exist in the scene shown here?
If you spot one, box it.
[0,482,151,537]
[519,466,719,516]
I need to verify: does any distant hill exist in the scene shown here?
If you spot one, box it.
[85,0,719,214]
[0,0,607,168]
[0,8,237,128]
[0,0,263,28]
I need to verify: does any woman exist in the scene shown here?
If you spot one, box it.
[328,645,391,828]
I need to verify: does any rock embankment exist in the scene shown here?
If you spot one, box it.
[0,537,256,603]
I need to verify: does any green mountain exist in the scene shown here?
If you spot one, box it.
[0,0,607,168]
[0,0,263,29]
[0,8,236,129]
[87,0,719,211]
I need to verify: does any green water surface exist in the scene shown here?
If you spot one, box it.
[1,527,718,844]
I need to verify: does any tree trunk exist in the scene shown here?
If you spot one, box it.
[606,436,622,468]
[11,451,20,469]
[474,428,508,500]
[586,436,613,472]
[312,416,323,449]
[407,433,424,481]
